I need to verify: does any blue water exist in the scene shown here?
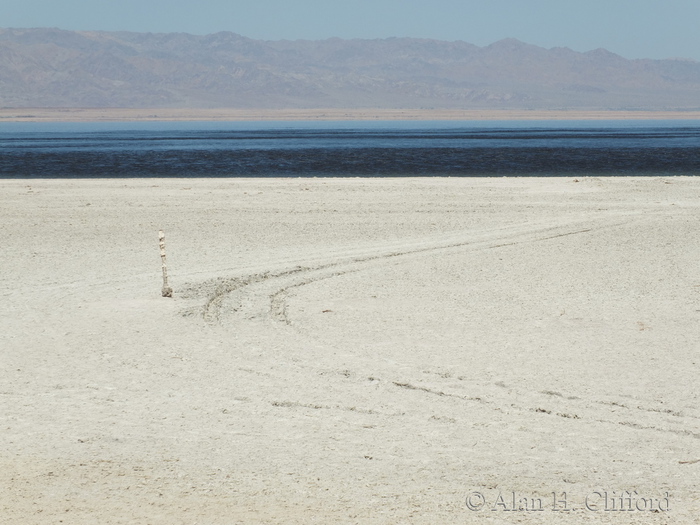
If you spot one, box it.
[1,120,699,177]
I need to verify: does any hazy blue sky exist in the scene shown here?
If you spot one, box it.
[3,0,700,61]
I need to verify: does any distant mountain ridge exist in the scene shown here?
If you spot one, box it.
[1,28,699,110]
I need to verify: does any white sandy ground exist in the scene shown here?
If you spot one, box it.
[0,177,699,524]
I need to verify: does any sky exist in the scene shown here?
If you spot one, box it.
[3,0,700,61]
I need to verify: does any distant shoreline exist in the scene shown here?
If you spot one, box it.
[2,107,700,122]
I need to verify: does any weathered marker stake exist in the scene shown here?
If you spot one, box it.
[159,230,173,297]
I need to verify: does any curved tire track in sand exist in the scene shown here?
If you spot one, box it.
[181,208,700,443]
[186,209,651,325]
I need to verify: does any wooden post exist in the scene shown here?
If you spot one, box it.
[159,230,173,297]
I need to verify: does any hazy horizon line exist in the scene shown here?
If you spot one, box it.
[3,26,699,63]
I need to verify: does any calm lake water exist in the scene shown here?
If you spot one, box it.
[1,120,699,177]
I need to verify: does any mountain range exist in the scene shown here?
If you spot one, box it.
[1,27,699,110]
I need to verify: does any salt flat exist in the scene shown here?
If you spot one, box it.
[1,177,698,524]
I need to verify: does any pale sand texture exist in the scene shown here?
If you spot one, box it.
[3,107,700,121]
[1,177,699,524]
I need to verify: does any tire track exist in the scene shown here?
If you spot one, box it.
[182,207,700,442]
[389,376,700,441]
[183,209,653,325]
